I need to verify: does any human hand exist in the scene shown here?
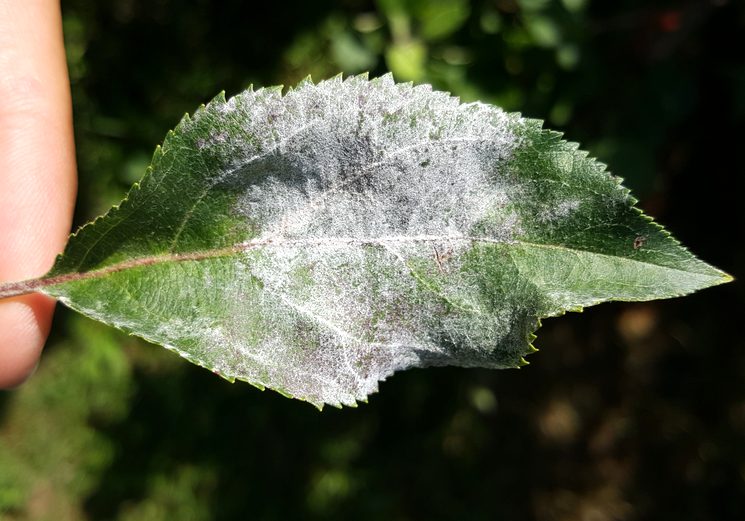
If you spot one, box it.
[0,0,76,387]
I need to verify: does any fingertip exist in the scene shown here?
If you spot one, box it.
[0,1,75,390]
[0,293,55,388]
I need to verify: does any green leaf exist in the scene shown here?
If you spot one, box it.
[13,74,732,408]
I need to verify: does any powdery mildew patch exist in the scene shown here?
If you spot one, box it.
[172,75,532,405]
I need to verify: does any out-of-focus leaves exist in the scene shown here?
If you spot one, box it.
[525,15,562,47]
[561,0,588,13]
[0,314,134,519]
[386,40,427,80]
[415,0,470,40]
[1,0,742,518]
[331,30,378,72]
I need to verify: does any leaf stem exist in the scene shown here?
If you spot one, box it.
[0,278,51,299]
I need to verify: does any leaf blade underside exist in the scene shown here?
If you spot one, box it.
[41,74,730,408]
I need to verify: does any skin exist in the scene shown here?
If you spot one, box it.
[0,0,76,387]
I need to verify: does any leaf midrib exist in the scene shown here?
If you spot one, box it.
[29,234,726,297]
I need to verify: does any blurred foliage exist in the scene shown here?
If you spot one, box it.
[1,0,744,519]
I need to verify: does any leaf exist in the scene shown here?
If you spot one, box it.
[15,74,732,407]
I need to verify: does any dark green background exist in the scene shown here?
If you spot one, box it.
[1,1,743,519]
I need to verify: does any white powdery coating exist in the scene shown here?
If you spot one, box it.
[538,199,581,223]
[190,75,528,406]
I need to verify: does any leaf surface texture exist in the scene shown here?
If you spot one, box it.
[42,75,729,407]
